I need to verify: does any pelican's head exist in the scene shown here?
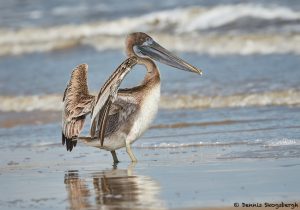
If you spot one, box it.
[126,32,202,75]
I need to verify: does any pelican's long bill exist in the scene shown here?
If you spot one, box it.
[136,40,202,75]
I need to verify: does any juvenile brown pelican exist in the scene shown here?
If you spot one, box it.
[62,32,202,163]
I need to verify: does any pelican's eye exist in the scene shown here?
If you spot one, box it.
[133,45,146,57]
[143,37,153,46]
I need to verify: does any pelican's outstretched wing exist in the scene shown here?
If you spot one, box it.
[90,57,138,145]
[62,64,95,151]
[104,94,138,135]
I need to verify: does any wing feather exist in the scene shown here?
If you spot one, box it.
[90,57,138,142]
[104,96,138,136]
[98,96,113,146]
[62,64,95,151]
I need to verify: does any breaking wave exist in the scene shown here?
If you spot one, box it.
[134,138,300,149]
[134,141,249,149]
[0,89,299,112]
[160,90,300,109]
[23,138,300,149]
[265,138,300,147]
[1,4,300,56]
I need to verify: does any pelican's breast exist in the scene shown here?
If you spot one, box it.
[88,83,160,151]
[130,83,161,143]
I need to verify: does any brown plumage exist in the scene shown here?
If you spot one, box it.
[62,64,95,151]
[90,56,138,143]
[62,58,138,152]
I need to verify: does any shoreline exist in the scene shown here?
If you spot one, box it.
[1,137,300,209]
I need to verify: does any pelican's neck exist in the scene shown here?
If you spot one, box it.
[138,58,160,86]
[125,36,160,86]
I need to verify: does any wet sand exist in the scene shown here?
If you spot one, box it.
[1,144,299,210]
[1,106,299,210]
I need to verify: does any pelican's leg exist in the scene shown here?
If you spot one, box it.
[111,150,119,164]
[125,140,137,162]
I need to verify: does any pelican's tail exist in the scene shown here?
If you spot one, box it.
[62,133,77,152]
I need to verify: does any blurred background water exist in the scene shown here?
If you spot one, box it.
[0,0,300,100]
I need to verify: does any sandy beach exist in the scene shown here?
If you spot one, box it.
[1,140,300,210]
[1,142,300,210]
[1,106,300,209]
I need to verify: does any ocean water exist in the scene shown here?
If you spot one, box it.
[0,0,300,209]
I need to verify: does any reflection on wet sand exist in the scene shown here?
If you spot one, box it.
[64,164,165,210]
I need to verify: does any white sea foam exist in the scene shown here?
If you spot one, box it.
[134,141,209,148]
[0,95,62,112]
[20,138,300,149]
[133,141,248,148]
[0,89,299,112]
[159,89,300,109]
[134,138,300,148]
[266,138,299,147]
[178,4,300,32]
[0,4,300,56]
